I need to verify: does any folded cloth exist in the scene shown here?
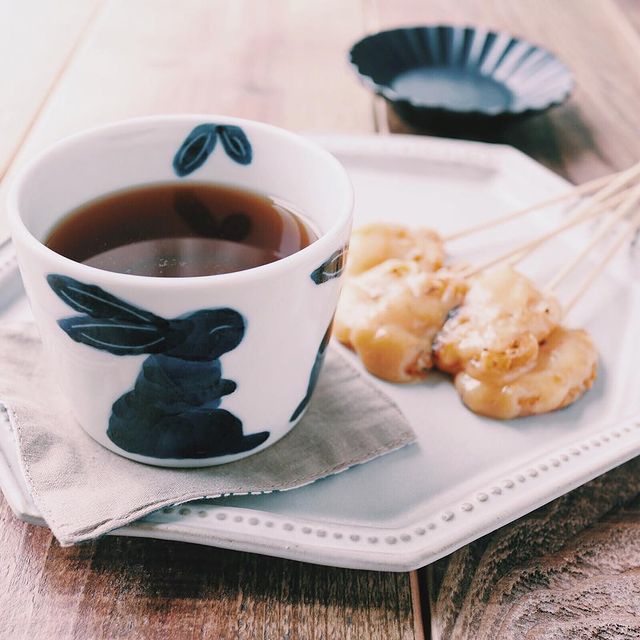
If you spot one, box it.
[0,324,415,546]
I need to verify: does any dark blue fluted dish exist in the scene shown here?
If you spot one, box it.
[349,26,573,129]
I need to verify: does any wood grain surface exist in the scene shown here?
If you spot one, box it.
[0,0,101,181]
[428,459,640,640]
[394,1,640,638]
[0,0,373,239]
[2,0,640,638]
[375,0,640,182]
[0,500,416,639]
[0,2,421,639]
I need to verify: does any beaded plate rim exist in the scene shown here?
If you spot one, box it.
[0,134,638,572]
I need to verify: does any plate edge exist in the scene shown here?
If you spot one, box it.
[1,134,638,572]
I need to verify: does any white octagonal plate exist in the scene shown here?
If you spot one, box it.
[1,134,639,571]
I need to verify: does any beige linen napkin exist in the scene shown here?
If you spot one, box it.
[0,323,415,546]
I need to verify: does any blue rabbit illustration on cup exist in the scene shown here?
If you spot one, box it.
[47,274,269,459]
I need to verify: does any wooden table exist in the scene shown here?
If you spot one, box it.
[1,1,639,638]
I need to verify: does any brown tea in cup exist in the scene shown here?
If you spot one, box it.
[45,182,317,277]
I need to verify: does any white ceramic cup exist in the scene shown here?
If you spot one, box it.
[8,115,353,467]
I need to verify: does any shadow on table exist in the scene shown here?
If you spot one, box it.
[29,533,416,638]
[385,101,603,183]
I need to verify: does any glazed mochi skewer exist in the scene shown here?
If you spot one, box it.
[335,169,634,385]
[447,190,640,419]
[334,223,472,383]
[436,184,640,386]
[335,165,640,419]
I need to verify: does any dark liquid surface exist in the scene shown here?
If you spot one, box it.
[45,182,317,277]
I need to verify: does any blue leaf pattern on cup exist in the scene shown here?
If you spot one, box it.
[48,274,269,459]
[46,274,168,325]
[290,323,332,421]
[310,246,347,284]
[218,125,253,165]
[173,123,253,177]
[57,316,174,355]
[172,124,218,177]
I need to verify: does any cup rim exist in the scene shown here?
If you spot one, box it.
[7,114,354,289]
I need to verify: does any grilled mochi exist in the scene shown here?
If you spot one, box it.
[454,327,598,419]
[335,259,467,382]
[345,222,445,277]
[434,265,562,384]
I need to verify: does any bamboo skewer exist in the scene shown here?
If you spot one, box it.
[460,200,613,279]
[443,174,610,242]
[443,162,640,242]
[564,208,640,315]
[445,165,640,322]
[585,160,640,207]
[458,175,640,279]
[545,184,640,292]
[506,187,636,270]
